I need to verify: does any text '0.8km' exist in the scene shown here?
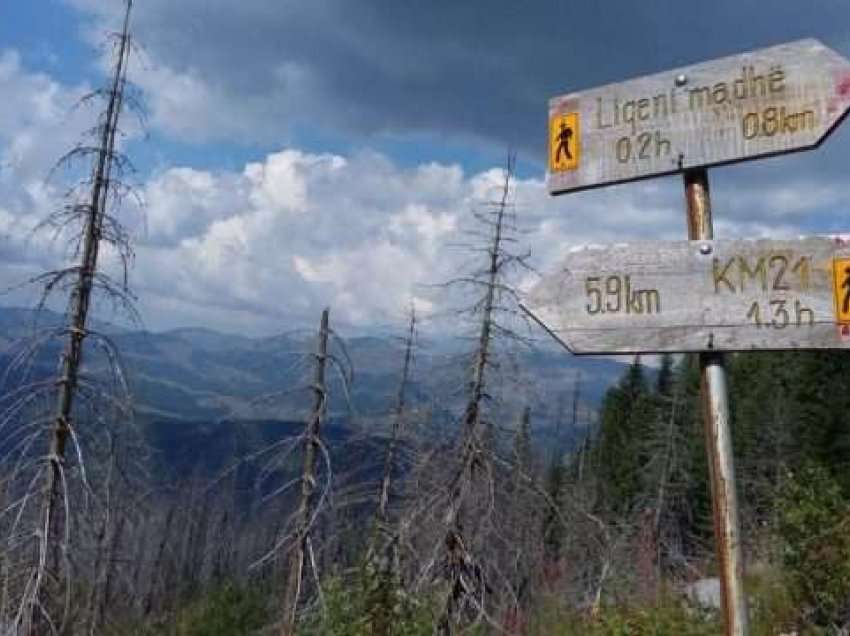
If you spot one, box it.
[547,39,850,194]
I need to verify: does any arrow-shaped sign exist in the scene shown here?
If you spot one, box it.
[522,236,850,354]
[548,39,850,194]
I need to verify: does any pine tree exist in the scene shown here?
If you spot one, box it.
[656,353,674,397]
[593,357,653,514]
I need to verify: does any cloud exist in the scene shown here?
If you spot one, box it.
[0,50,89,181]
[0,44,844,337]
[0,50,100,279]
[142,167,246,245]
[60,0,850,259]
[65,0,850,160]
[0,130,836,336]
[117,146,838,335]
[126,150,471,332]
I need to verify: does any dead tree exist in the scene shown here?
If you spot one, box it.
[42,1,136,625]
[358,307,418,636]
[374,306,417,535]
[0,2,143,631]
[443,156,517,627]
[405,153,536,634]
[82,432,132,635]
[281,308,329,636]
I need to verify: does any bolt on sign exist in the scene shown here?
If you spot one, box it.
[548,39,850,194]
[521,236,850,354]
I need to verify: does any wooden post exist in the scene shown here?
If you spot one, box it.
[683,168,749,636]
[281,308,329,636]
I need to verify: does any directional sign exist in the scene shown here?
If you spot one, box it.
[548,39,850,194]
[521,236,850,354]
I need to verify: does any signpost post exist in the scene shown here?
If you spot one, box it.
[682,168,747,634]
[531,39,850,636]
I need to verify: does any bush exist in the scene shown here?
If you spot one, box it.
[776,462,850,628]
[172,583,269,636]
[527,596,720,635]
[299,575,435,636]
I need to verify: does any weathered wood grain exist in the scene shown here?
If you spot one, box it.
[522,236,850,354]
[548,39,850,194]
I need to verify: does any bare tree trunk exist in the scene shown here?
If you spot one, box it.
[653,394,679,550]
[577,412,594,484]
[84,515,109,634]
[85,439,117,635]
[143,506,174,619]
[438,156,515,634]
[130,514,149,614]
[175,480,201,601]
[212,507,234,583]
[35,2,133,628]
[362,308,417,636]
[570,372,581,445]
[184,490,211,596]
[281,308,329,636]
[92,513,125,634]
[445,155,510,528]
[375,306,416,529]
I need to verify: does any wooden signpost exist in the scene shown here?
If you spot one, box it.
[548,39,850,194]
[533,38,850,636]
[522,236,850,354]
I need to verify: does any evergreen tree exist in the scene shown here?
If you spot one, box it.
[655,353,674,398]
[593,357,654,514]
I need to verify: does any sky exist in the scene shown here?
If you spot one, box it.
[1,0,850,337]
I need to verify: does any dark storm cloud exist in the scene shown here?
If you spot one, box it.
[70,0,850,154]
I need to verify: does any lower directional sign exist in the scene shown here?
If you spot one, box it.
[522,236,850,354]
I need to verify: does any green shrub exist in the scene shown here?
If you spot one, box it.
[172,583,269,636]
[526,595,720,635]
[299,575,435,636]
[776,462,850,627]
[745,567,797,636]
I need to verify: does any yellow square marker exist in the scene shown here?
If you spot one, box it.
[834,257,850,324]
[549,112,580,173]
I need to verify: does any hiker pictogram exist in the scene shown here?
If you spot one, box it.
[834,258,850,323]
[556,121,573,162]
[549,112,580,172]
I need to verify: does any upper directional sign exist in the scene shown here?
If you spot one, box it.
[548,39,850,194]
[521,236,850,354]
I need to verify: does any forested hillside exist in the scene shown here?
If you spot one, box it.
[586,351,850,632]
[4,336,845,634]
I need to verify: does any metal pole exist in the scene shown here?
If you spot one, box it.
[683,168,749,636]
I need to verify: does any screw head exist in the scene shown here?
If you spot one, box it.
[699,243,712,255]
[675,74,688,87]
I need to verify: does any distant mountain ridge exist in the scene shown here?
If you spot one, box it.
[0,306,627,446]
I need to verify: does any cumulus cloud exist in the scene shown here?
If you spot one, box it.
[0,50,88,186]
[0,45,844,337]
[0,50,100,281]
[127,150,471,332]
[0,136,838,335]
[115,146,840,335]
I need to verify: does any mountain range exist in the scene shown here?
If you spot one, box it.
[0,306,630,474]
